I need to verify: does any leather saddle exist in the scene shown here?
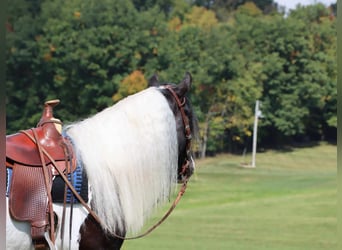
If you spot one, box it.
[6,99,76,249]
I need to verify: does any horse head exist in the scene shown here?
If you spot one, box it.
[148,72,198,182]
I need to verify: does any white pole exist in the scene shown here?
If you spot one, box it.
[251,100,259,168]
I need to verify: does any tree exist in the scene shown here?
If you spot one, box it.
[252,4,336,144]
[112,70,147,102]
[6,0,168,131]
[289,4,337,140]
[6,0,48,131]
[6,0,336,153]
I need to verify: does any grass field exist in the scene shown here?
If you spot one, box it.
[122,143,337,250]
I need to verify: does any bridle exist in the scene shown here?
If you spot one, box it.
[163,85,192,180]
[25,85,193,243]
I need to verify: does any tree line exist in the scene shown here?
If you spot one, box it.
[6,0,336,157]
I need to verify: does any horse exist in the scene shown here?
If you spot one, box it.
[6,72,198,250]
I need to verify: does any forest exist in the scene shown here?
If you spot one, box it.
[6,0,337,157]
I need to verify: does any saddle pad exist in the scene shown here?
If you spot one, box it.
[9,163,49,226]
[6,168,12,197]
[51,163,89,203]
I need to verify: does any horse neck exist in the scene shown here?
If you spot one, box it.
[64,88,179,234]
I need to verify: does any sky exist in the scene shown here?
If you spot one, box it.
[275,0,336,11]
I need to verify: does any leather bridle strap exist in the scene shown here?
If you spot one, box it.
[163,85,192,176]
[163,85,192,152]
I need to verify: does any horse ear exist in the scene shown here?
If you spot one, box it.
[177,72,192,96]
[148,74,159,87]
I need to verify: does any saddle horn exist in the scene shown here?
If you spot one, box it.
[37,99,62,134]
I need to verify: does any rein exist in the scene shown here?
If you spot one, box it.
[23,85,193,243]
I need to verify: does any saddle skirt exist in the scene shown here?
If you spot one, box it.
[6,125,75,174]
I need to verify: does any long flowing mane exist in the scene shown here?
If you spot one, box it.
[64,87,178,234]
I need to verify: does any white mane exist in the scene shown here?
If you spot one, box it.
[65,87,178,234]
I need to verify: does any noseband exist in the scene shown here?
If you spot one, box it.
[163,85,192,178]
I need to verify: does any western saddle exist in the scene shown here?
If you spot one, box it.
[6,100,76,250]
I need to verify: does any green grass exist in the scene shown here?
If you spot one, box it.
[122,143,337,250]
